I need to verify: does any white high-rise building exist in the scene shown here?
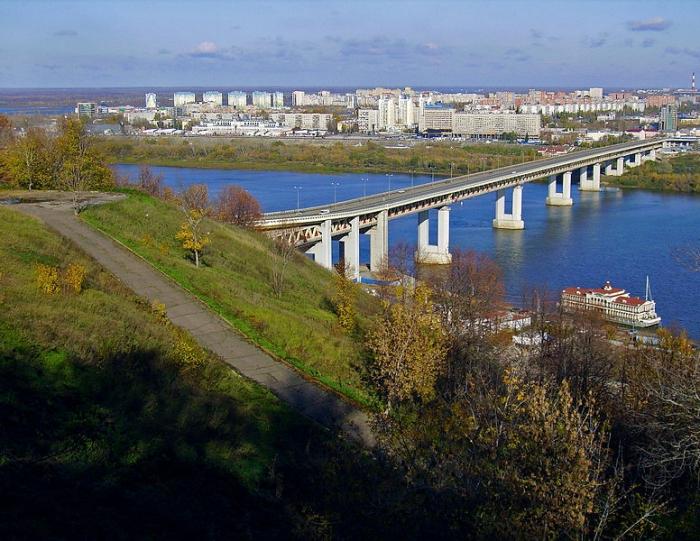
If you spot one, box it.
[397,96,416,127]
[145,93,157,109]
[203,91,223,105]
[590,87,604,100]
[252,91,272,109]
[174,92,196,107]
[228,91,247,108]
[377,97,397,130]
[292,90,306,107]
[272,91,284,109]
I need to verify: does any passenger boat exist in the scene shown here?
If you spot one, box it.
[560,277,661,328]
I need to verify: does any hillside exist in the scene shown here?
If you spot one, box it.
[81,191,379,404]
[0,206,423,539]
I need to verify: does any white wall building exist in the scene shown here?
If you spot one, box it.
[268,112,333,131]
[227,91,247,108]
[203,91,223,106]
[292,90,305,107]
[252,91,272,109]
[145,93,157,109]
[174,92,196,107]
[358,109,379,133]
[272,91,284,109]
[452,112,541,138]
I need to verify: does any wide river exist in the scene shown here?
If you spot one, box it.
[115,164,700,338]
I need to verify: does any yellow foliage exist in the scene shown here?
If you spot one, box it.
[174,330,205,368]
[151,300,168,324]
[35,264,59,295]
[334,272,356,333]
[63,263,86,293]
[367,283,446,405]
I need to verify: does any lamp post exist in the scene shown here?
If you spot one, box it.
[331,181,340,204]
[293,185,302,211]
[450,162,454,178]
[362,177,368,197]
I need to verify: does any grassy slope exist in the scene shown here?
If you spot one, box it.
[0,206,440,540]
[82,191,378,405]
[0,206,314,537]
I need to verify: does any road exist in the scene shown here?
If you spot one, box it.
[260,139,664,225]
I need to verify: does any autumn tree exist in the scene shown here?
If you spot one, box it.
[175,184,211,268]
[0,114,13,148]
[215,185,262,228]
[56,118,114,213]
[1,128,53,190]
[333,262,357,333]
[366,284,446,409]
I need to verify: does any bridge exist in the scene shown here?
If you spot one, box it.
[258,137,696,280]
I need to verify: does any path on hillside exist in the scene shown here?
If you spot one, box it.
[16,201,374,446]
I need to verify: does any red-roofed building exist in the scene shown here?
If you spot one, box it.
[561,281,661,327]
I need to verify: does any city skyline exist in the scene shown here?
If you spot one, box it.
[1,0,698,89]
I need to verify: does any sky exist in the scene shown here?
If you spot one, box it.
[1,0,698,89]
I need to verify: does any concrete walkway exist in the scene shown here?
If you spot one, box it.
[16,202,374,446]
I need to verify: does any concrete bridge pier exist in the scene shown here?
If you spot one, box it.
[415,206,452,264]
[643,149,656,161]
[338,216,360,280]
[546,172,573,206]
[580,163,601,192]
[305,219,333,269]
[493,185,525,229]
[367,209,388,272]
[630,152,642,167]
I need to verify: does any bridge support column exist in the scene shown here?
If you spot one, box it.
[630,152,642,168]
[339,216,360,280]
[614,156,624,176]
[493,185,525,229]
[305,219,333,269]
[546,172,573,206]
[368,210,388,272]
[580,163,601,191]
[415,207,452,264]
[643,149,656,161]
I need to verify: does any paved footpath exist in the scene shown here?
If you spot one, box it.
[17,202,374,446]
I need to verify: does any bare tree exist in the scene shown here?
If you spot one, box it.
[137,165,164,197]
[215,185,262,228]
[270,231,297,297]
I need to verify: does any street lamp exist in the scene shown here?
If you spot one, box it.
[450,162,454,178]
[331,181,340,204]
[362,177,368,197]
[293,185,302,211]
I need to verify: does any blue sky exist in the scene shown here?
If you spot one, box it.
[1,0,698,88]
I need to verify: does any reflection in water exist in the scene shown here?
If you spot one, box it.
[115,164,700,338]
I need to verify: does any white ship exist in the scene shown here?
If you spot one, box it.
[560,278,661,328]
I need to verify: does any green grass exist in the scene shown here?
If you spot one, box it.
[0,206,306,485]
[82,191,378,406]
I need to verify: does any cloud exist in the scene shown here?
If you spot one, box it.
[666,46,700,59]
[53,29,78,37]
[641,38,655,48]
[188,41,222,58]
[583,33,608,48]
[627,17,671,32]
[504,48,530,63]
[35,63,60,71]
[158,48,171,55]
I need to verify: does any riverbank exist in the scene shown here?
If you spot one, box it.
[96,135,539,178]
[603,152,700,193]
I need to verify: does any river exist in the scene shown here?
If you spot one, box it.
[115,164,700,338]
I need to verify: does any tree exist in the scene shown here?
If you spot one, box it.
[1,128,53,190]
[269,231,297,297]
[333,263,357,333]
[137,165,164,197]
[56,119,113,213]
[176,184,211,268]
[366,284,446,409]
[215,185,262,228]
[0,114,13,148]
